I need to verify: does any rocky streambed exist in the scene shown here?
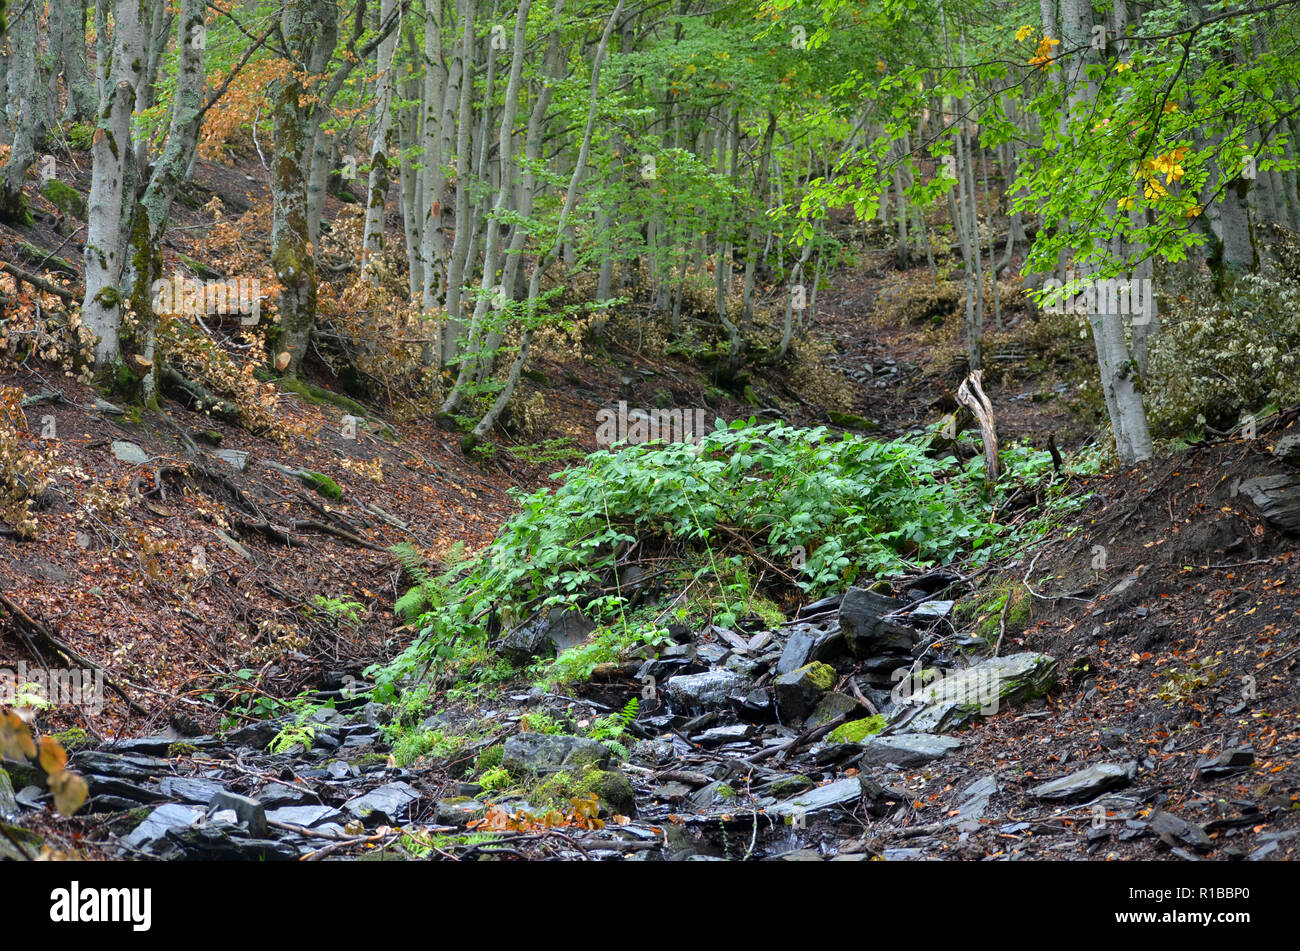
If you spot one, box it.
[1,582,1283,861]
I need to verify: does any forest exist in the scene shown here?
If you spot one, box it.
[0,0,1297,885]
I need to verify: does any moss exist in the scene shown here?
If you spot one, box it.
[827,715,887,744]
[767,774,815,797]
[3,760,44,790]
[48,728,91,752]
[574,769,635,815]
[828,410,879,431]
[298,470,342,501]
[167,742,198,758]
[281,376,371,419]
[40,179,86,219]
[800,662,836,691]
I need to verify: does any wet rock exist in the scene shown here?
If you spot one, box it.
[344,781,421,825]
[1031,762,1136,803]
[435,798,487,825]
[890,652,1058,733]
[502,733,612,776]
[71,751,172,782]
[159,777,226,804]
[267,805,345,828]
[774,662,835,720]
[226,720,279,749]
[1150,809,1214,852]
[664,670,751,715]
[769,778,862,819]
[807,692,860,728]
[839,587,915,657]
[258,783,319,808]
[119,803,204,855]
[775,622,844,674]
[208,790,268,838]
[687,779,743,812]
[1195,746,1254,779]
[692,724,754,746]
[859,733,964,768]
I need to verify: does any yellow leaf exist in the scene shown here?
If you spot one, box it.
[0,710,37,760]
[48,768,88,817]
[38,735,68,774]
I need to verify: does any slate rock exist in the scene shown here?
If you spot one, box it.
[1031,762,1136,803]
[111,441,149,464]
[769,778,862,818]
[1238,474,1300,534]
[1195,746,1254,779]
[839,587,915,657]
[890,652,1058,733]
[859,733,964,768]
[664,670,751,715]
[208,790,268,838]
[1150,809,1214,852]
[267,805,345,828]
[1273,432,1300,467]
[119,803,204,855]
[435,798,488,825]
[227,720,279,749]
[257,783,319,808]
[159,776,227,804]
[86,775,165,804]
[71,751,172,781]
[692,723,754,746]
[501,608,595,663]
[947,774,998,825]
[774,662,835,720]
[807,692,861,729]
[501,733,612,775]
[344,781,421,825]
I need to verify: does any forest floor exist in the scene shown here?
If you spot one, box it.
[1,154,1297,861]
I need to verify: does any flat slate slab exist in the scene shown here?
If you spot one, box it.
[1030,762,1136,803]
[859,733,964,768]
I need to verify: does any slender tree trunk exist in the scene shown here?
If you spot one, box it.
[82,0,147,371]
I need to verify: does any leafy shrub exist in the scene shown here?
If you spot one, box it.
[1147,273,1300,435]
[380,420,1073,685]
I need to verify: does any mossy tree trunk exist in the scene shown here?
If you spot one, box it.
[0,2,42,224]
[81,0,147,372]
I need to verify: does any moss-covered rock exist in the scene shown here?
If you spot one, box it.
[40,178,87,219]
[827,715,887,744]
[774,661,836,720]
[828,410,879,431]
[574,769,635,816]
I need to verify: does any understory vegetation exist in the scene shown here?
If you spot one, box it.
[376,419,1083,696]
